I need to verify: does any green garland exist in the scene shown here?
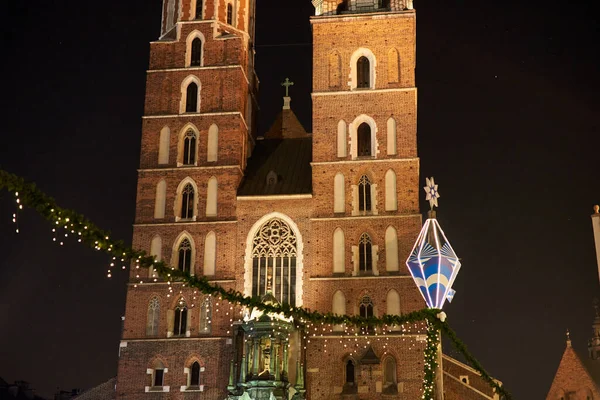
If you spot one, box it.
[0,169,511,400]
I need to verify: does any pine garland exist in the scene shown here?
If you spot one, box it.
[0,169,511,400]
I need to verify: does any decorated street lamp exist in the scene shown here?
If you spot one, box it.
[406,178,461,400]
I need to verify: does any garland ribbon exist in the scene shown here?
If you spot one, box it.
[0,169,511,400]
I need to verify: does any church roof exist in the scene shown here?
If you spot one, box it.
[237,137,312,196]
[546,344,600,399]
[73,378,116,400]
[264,107,309,139]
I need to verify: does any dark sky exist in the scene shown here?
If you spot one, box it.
[1,0,598,398]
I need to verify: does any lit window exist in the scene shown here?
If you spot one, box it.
[180,184,195,219]
[178,238,193,273]
[251,218,297,306]
[358,175,372,212]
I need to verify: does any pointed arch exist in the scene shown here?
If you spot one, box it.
[154,180,167,219]
[333,228,345,274]
[337,120,347,157]
[158,126,170,164]
[146,296,160,336]
[383,356,398,393]
[350,48,376,90]
[385,169,397,211]
[203,231,216,276]
[190,361,201,385]
[358,175,372,212]
[172,231,196,275]
[175,177,199,220]
[180,75,201,114]
[328,51,342,88]
[173,297,188,336]
[206,176,218,217]
[334,173,345,213]
[386,289,400,316]
[386,117,397,155]
[350,114,377,159]
[332,290,346,332]
[150,235,163,278]
[178,123,199,166]
[387,48,400,84]
[359,233,373,272]
[207,123,219,162]
[186,31,205,67]
[385,226,399,272]
[244,213,304,307]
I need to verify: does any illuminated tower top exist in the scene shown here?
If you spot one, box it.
[311,0,413,16]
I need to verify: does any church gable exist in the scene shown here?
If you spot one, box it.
[546,345,600,400]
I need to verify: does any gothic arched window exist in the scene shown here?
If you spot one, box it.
[174,299,188,336]
[357,56,370,88]
[185,82,199,112]
[146,297,160,336]
[360,294,374,332]
[183,130,197,165]
[345,360,355,383]
[226,3,233,25]
[358,175,372,212]
[178,238,193,273]
[357,123,371,156]
[191,38,202,66]
[359,233,372,272]
[251,218,297,306]
[190,361,201,385]
[181,184,195,219]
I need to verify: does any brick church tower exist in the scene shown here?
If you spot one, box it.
[115,1,498,399]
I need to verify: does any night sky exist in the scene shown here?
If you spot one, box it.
[1,1,598,398]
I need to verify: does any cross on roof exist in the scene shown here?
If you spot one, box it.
[281,78,294,97]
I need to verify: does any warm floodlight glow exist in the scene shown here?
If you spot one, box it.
[406,218,461,309]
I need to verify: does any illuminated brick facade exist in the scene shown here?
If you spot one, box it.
[115,1,498,399]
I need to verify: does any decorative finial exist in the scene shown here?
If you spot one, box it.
[566,329,571,346]
[594,205,599,214]
[424,177,440,210]
[281,78,294,97]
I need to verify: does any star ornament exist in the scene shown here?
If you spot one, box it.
[424,177,440,209]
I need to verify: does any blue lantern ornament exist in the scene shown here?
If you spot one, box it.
[406,178,461,309]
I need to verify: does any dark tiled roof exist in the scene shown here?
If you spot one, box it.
[581,351,600,387]
[264,108,309,139]
[74,378,116,400]
[238,138,312,196]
